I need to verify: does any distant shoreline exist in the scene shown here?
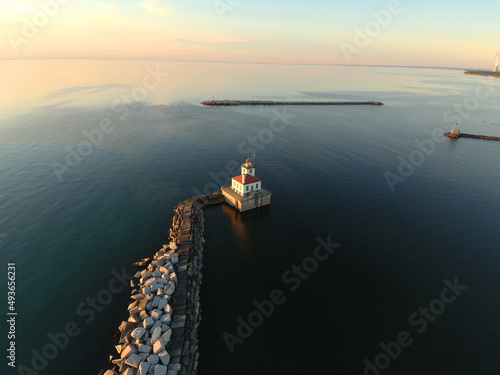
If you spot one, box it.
[464,70,500,78]
[201,100,384,106]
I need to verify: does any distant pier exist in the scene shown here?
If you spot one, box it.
[444,132,500,142]
[201,100,384,106]
[464,70,500,78]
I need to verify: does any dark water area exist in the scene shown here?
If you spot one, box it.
[0,61,499,375]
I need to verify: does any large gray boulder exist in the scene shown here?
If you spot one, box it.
[138,344,152,353]
[154,364,167,375]
[120,344,138,359]
[131,328,147,340]
[138,361,151,375]
[142,269,153,279]
[143,317,154,329]
[144,278,157,287]
[164,304,172,314]
[125,353,143,369]
[151,326,163,343]
[150,321,162,332]
[158,350,170,366]
[158,299,168,311]
[159,314,171,325]
[147,354,159,365]
[160,329,172,345]
[164,282,175,295]
[152,339,164,354]
[151,296,161,308]
[151,309,162,321]
[139,310,149,321]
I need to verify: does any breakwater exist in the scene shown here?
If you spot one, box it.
[201,99,384,106]
[444,132,500,142]
[102,192,224,375]
[464,70,500,78]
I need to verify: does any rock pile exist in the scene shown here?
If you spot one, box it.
[103,242,180,375]
[101,192,224,375]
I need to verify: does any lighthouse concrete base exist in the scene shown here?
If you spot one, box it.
[220,186,272,212]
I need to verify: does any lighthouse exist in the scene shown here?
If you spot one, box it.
[231,159,261,196]
[220,158,272,211]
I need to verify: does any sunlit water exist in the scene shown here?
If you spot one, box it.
[1,60,499,375]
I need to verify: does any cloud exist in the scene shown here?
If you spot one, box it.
[133,0,173,16]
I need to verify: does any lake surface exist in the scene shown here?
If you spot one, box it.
[1,60,499,375]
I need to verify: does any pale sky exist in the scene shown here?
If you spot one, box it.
[1,0,499,68]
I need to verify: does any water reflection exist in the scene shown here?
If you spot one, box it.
[220,203,272,248]
[1,60,469,114]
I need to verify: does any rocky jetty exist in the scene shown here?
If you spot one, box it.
[464,70,500,78]
[201,99,384,106]
[444,132,500,141]
[101,192,224,375]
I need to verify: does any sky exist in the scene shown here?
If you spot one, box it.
[1,0,499,68]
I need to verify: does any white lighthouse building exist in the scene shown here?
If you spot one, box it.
[221,159,272,211]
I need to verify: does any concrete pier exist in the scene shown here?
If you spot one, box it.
[220,186,271,212]
[201,99,384,106]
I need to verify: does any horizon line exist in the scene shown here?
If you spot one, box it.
[0,57,473,70]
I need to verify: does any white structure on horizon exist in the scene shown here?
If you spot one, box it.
[494,52,500,72]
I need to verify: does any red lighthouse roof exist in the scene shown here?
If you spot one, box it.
[245,158,252,163]
[232,174,261,185]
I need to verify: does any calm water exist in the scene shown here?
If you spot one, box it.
[1,60,499,375]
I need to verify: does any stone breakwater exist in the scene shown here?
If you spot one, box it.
[444,132,500,141]
[101,192,224,375]
[201,99,384,106]
[464,70,500,78]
